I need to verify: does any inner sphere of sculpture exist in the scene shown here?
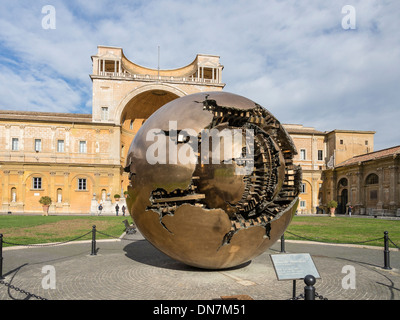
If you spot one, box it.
[125,91,301,269]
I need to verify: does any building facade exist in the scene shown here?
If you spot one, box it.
[0,111,120,214]
[282,124,326,214]
[282,125,376,214]
[322,146,400,216]
[0,46,224,214]
[1,45,388,215]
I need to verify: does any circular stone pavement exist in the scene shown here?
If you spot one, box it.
[1,232,399,301]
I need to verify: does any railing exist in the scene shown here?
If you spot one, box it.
[279,230,399,300]
[97,71,222,84]
[280,230,399,270]
[0,151,120,165]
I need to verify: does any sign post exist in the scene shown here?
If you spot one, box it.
[270,253,320,299]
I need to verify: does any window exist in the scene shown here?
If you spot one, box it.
[300,149,306,160]
[33,177,42,189]
[79,141,87,153]
[57,140,64,152]
[366,173,379,185]
[300,200,306,208]
[340,139,344,145]
[101,107,109,121]
[12,138,19,151]
[317,150,323,161]
[301,183,306,193]
[78,178,87,190]
[104,60,116,73]
[57,188,63,203]
[338,178,348,187]
[35,139,42,152]
[129,120,134,130]
[11,187,17,202]
[369,190,378,200]
[365,140,368,146]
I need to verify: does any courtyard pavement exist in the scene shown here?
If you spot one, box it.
[1,227,399,302]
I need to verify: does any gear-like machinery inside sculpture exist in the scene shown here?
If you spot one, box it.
[125,91,302,269]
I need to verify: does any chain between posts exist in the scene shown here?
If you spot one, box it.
[284,230,384,246]
[1,226,398,301]
[1,231,92,247]
[0,224,138,300]
[290,292,328,300]
[0,278,47,300]
[288,275,328,300]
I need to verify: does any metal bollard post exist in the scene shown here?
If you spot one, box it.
[304,275,316,300]
[383,231,391,270]
[280,234,286,253]
[0,234,3,279]
[91,225,97,256]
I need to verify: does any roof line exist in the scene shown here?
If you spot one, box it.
[335,145,400,167]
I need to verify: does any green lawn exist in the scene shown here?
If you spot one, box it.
[0,215,134,247]
[286,215,400,248]
[0,214,399,249]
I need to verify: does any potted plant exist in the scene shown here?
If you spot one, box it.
[327,200,338,217]
[39,196,52,216]
[114,194,121,201]
[123,190,129,198]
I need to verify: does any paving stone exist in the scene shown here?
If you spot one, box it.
[1,232,399,300]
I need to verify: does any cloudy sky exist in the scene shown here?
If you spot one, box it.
[0,0,399,150]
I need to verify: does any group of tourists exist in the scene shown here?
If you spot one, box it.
[97,203,126,216]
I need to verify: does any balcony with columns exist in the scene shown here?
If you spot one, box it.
[91,46,224,86]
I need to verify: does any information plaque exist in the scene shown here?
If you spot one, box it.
[270,253,320,281]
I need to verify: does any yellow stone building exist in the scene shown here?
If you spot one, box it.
[0,46,224,214]
[283,125,375,214]
[0,45,378,215]
[0,111,120,214]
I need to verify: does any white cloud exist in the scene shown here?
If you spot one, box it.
[0,0,399,150]
[0,64,83,113]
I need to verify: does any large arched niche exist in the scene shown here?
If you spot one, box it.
[116,83,187,125]
[120,89,181,127]
[119,87,183,144]
[119,85,185,192]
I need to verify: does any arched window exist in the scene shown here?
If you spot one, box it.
[11,187,17,202]
[366,173,379,185]
[338,178,348,187]
[57,188,63,203]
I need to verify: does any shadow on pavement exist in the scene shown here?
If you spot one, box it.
[122,239,251,272]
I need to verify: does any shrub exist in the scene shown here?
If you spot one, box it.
[39,196,52,206]
[327,200,338,208]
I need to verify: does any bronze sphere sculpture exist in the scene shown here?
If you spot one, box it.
[125,91,301,269]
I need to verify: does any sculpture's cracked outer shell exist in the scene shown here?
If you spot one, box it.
[126,91,301,269]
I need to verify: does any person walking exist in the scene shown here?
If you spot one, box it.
[98,203,103,216]
[122,205,126,216]
[348,205,353,217]
[115,204,120,216]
